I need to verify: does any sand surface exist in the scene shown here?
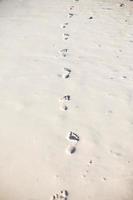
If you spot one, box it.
[0,0,133,199]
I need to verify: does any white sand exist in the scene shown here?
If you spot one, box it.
[0,0,133,199]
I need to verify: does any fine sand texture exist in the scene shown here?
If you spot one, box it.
[0,0,133,199]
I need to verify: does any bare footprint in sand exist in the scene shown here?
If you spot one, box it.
[59,49,68,57]
[63,33,70,40]
[59,97,70,111]
[68,13,74,18]
[61,22,69,29]
[66,132,80,155]
[59,95,71,111]
[63,68,71,79]
[69,6,74,10]
[50,190,68,200]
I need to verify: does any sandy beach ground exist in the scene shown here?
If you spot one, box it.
[0,0,133,199]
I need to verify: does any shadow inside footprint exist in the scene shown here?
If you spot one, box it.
[66,145,76,155]
[67,131,80,142]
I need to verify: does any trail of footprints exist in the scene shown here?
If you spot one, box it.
[51,0,130,197]
[59,3,80,153]
[52,1,79,199]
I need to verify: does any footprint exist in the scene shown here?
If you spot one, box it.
[59,49,68,57]
[61,22,68,29]
[50,190,68,200]
[62,68,71,79]
[59,95,71,111]
[63,33,70,40]
[69,6,74,10]
[63,68,71,79]
[68,13,74,18]
[66,132,80,155]
[58,68,71,79]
